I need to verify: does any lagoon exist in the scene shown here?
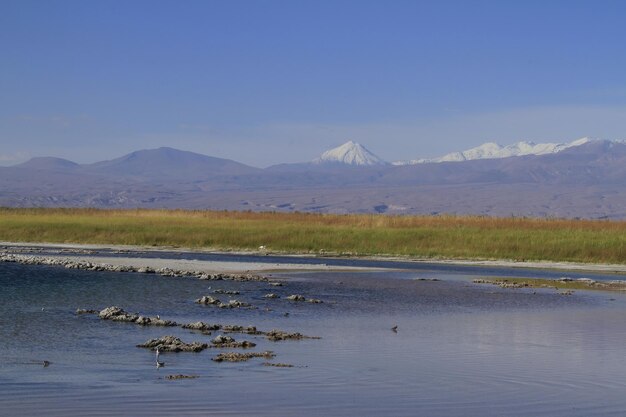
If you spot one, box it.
[2,250,626,416]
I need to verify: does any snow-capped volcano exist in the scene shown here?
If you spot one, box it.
[313,141,387,166]
[393,137,595,165]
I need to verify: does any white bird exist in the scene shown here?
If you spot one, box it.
[156,347,164,368]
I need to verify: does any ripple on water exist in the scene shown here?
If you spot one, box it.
[2,261,626,416]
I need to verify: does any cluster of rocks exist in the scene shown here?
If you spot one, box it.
[98,306,177,326]
[83,306,319,342]
[137,336,208,352]
[182,321,315,341]
[195,295,252,309]
[0,252,270,282]
[212,351,275,363]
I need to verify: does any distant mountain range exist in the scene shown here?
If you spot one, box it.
[393,137,595,165]
[2,138,625,219]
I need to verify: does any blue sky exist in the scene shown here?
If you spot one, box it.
[1,0,626,166]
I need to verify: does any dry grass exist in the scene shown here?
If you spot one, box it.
[0,208,624,264]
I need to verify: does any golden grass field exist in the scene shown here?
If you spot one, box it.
[0,208,624,264]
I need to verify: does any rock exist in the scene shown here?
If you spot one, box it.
[263,362,294,368]
[286,294,306,301]
[97,306,176,326]
[214,289,240,295]
[98,306,139,322]
[182,321,221,332]
[195,296,221,305]
[269,282,283,287]
[196,296,252,309]
[263,293,280,299]
[212,334,236,345]
[75,308,99,315]
[218,300,251,309]
[151,318,178,326]
[265,329,319,341]
[156,268,177,277]
[212,351,275,362]
[135,316,152,325]
[211,334,256,348]
[222,325,260,334]
[133,316,176,326]
[137,336,208,352]
[165,374,199,380]
[137,266,155,274]
[307,298,323,304]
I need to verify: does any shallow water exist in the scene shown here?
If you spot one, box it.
[2,261,626,416]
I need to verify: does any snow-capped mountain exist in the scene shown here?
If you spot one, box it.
[393,137,595,165]
[313,141,388,166]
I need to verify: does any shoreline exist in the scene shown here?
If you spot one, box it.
[2,240,626,275]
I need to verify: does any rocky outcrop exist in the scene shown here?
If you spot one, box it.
[98,306,177,326]
[222,325,261,334]
[181,321,221,332]
[211,334,256,348]
[195,296,221,305]
[195,296,252,309]
[219,299,251,309]
[286,294,322,303]
[263,293,279,299]
[265,329,319,341]
[137,336,208,352]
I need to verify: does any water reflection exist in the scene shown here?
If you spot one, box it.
[1,262,626,416]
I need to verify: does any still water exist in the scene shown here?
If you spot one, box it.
[1,260,626,416]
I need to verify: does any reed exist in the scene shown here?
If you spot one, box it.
[0,208,624,264]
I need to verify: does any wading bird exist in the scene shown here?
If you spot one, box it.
[156,347,164,368]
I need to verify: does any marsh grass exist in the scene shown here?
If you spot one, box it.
[0,208,624,264]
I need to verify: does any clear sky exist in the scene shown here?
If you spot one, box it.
[2,0,626,167]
